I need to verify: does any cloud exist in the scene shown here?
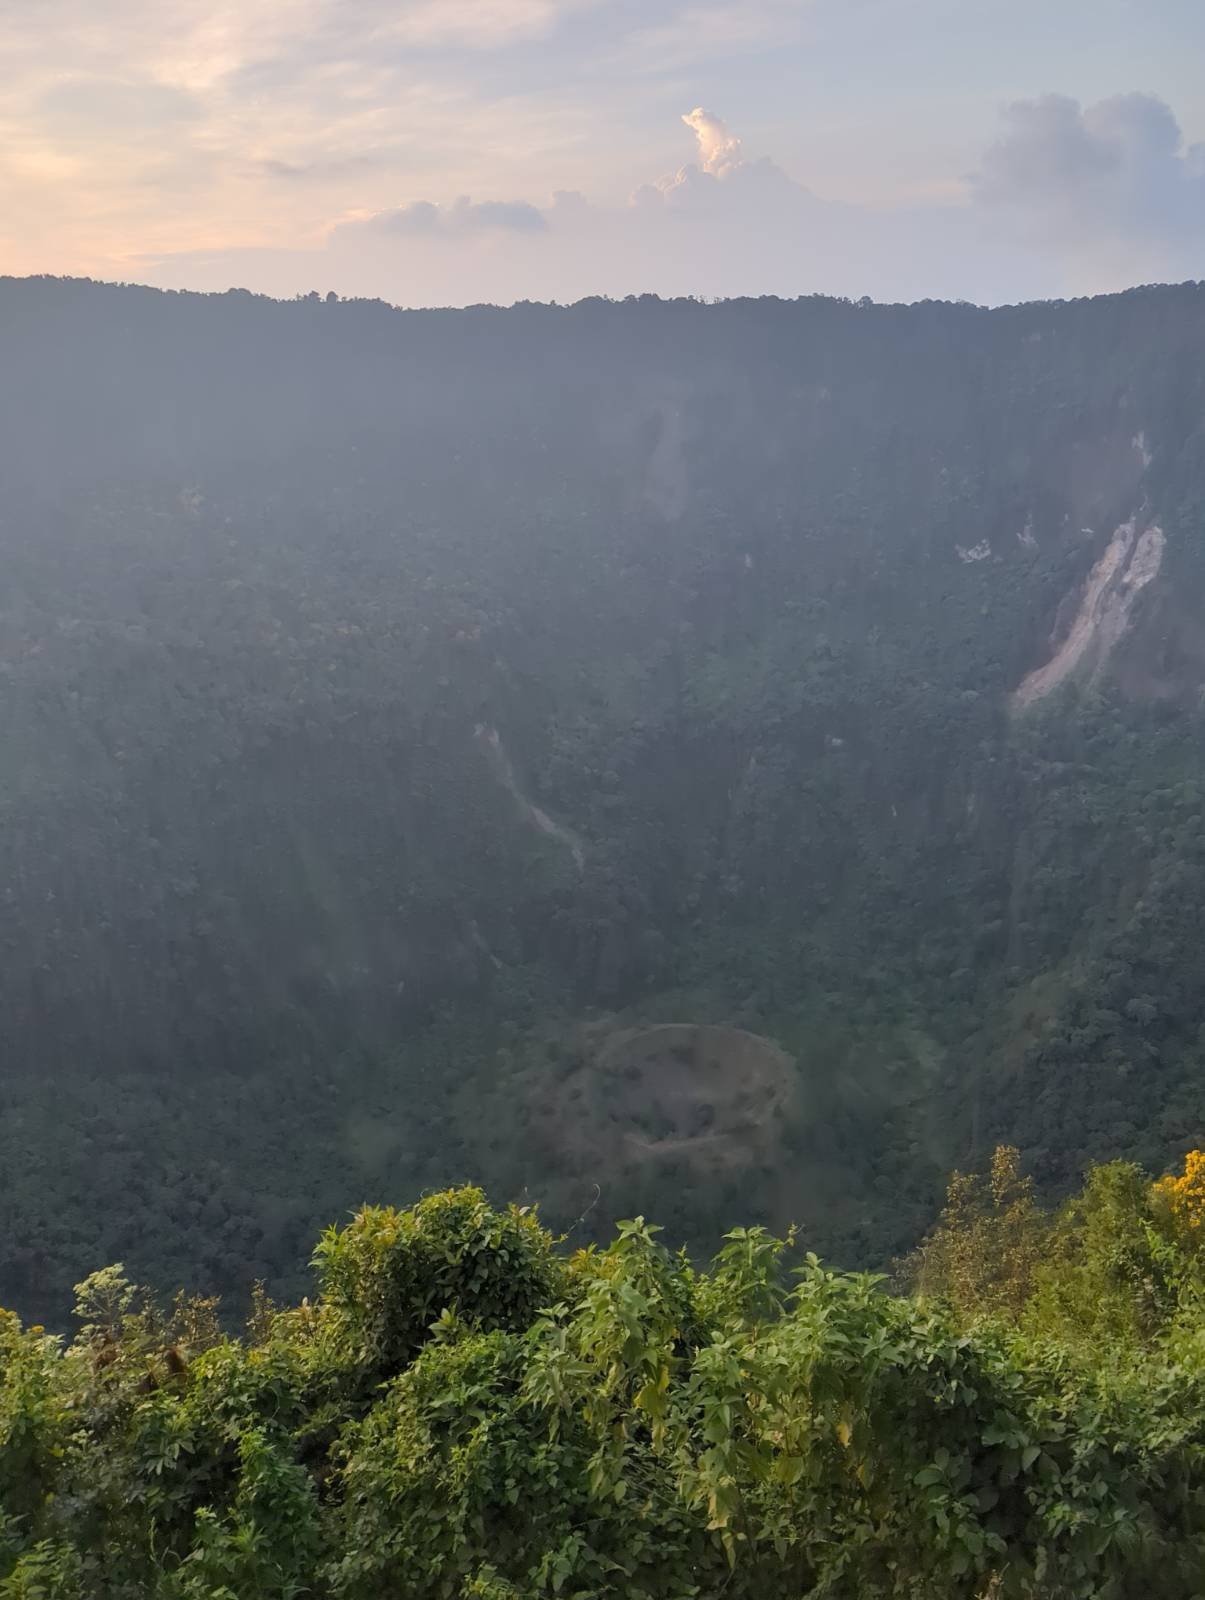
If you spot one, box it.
[383,0,598,49]
[632,105,800,213]
[624,0,814,71]
[253,156,394,181]
[6,0,1205,313]
[974,92,1205,281]
[681,107,743,176]
[145,106,1055,308]
[9,16,1205,313]
[340,195,549,235]
[35,76,202,135]
[0,0,604,277]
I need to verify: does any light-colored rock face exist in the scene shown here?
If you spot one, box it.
[956,539,992,563]
[1012,520,1165,710]
[1126,524,1165,590]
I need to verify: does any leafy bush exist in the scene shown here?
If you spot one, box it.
[313,1187,562,1379]
[2,1174,1204,1597]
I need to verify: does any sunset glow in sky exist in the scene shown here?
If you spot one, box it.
[3,0,1204,305]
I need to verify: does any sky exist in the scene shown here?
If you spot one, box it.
[2,0,1204,307]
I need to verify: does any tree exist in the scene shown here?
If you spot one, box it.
[909,1146,1047,1322]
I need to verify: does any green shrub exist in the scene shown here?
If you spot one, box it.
[313,1188,562,1379]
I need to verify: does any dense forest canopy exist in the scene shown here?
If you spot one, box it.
[3,276,1205,1321]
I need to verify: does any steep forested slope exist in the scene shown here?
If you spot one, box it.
[3,277,1205,1320]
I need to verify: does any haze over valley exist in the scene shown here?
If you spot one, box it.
[6,5,1205,1592]
[4,277,1205,1321]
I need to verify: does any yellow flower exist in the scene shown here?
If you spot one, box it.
[1152,1150,1205,1246]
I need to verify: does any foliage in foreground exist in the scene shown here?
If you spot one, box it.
[3,1168,1205,1600]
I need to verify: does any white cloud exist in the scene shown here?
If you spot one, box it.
[631,105,800,211]
[681,107,744,175]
